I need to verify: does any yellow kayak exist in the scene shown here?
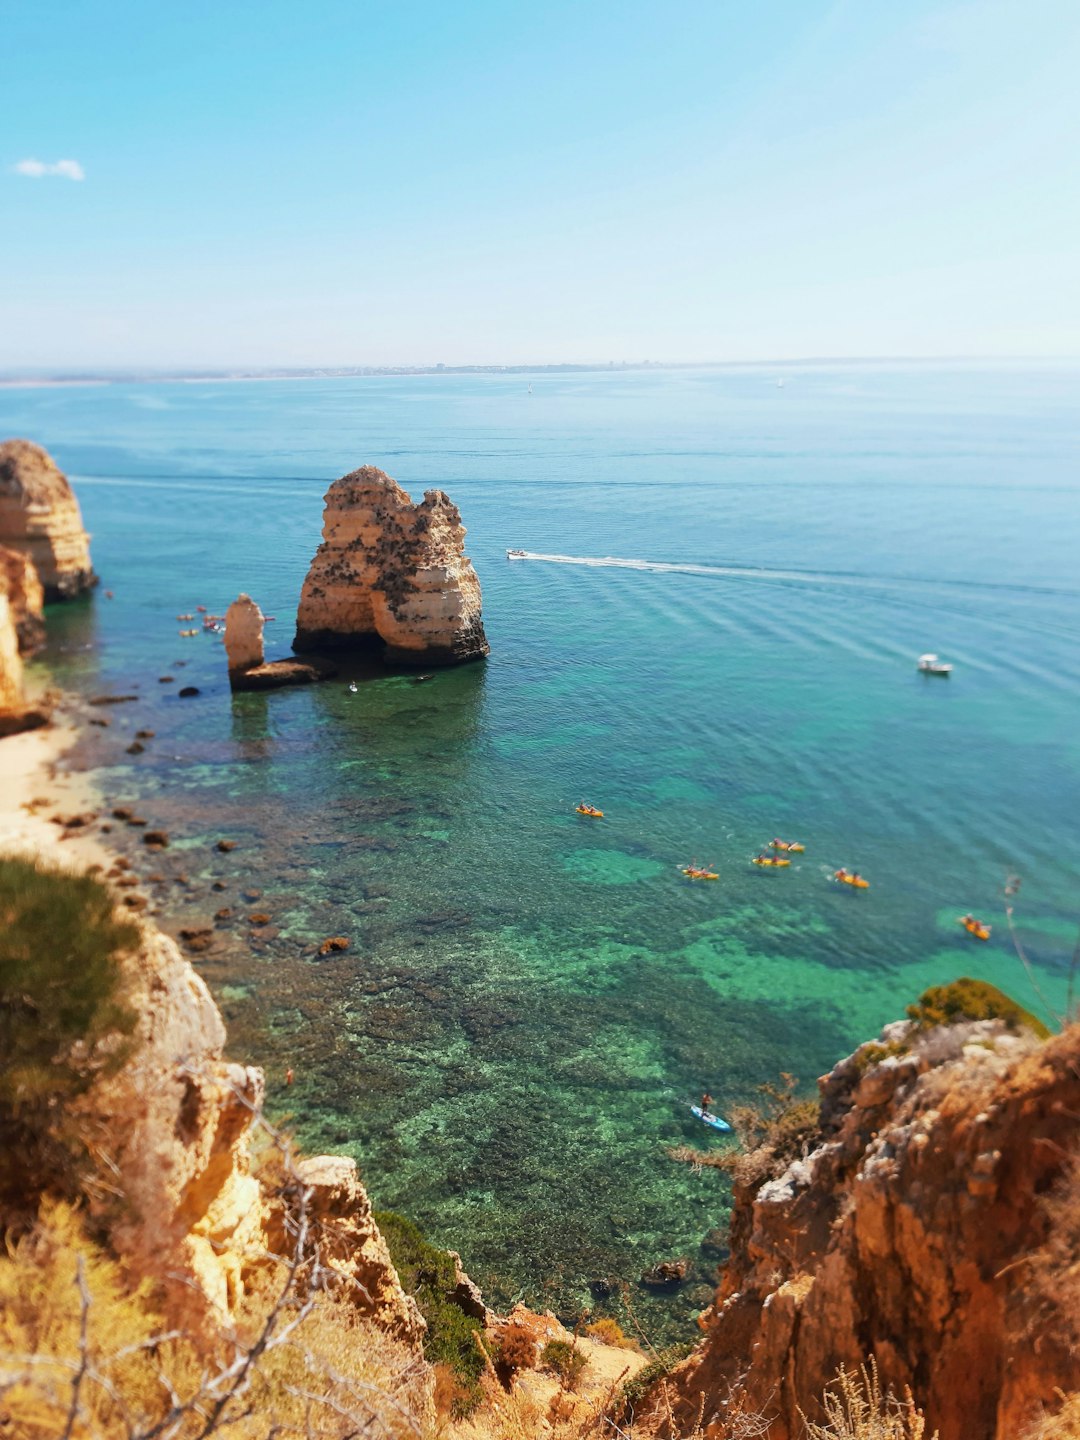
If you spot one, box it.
[683,867,719,880]
[771,839,805,853]
[753,855,790,868]
[959,916,991,941]
[835,870,869,889]
[576,805,604,818]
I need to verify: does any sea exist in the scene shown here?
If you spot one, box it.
[3,362,1078,1340]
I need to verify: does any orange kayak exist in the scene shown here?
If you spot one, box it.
[771,839,805,853]
[576,805,604,818]
[683,867,719,880]
[754,855,790,868]
[959,916,991,941]
[835,870,869,889]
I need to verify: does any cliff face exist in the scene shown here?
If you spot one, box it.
[85,917,424,1349]
[656,1017,1080,1440]
[0,545,45,655]
[294,466,488,666]
[0,439,96,600]
[0,563,25,717]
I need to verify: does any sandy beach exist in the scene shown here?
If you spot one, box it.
[0,722,112,872]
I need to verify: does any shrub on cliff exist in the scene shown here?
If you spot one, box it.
[374,1209,485,1415]
[906,977,1049,1038]
[669,1072,820,1193]
[0,857,139,1209]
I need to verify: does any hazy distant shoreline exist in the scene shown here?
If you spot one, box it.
[1,355,1070,390]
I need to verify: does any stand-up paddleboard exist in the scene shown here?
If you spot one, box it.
[690,1105,732,1132]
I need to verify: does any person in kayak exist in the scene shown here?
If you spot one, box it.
[700,1091,714,1117]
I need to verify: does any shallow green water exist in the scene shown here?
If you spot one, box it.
[4,364,1078,1339]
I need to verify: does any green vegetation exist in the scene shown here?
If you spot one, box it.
[373,1209,485,1415]
[906,978,1050,1039]
[540,1338,588,1388]
[0,857,140,1207]
[852,1039,909,1074]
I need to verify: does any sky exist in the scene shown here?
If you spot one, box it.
[2,0,1079,371]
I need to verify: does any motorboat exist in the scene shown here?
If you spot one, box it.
[506,548,527,559]
[917,653,953,675]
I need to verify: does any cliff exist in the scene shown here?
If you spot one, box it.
[651,1010,1080,1440]
[0,544,45,654]
[82,914,425,1347]
[0,439,96,600]
[294,465,489,666]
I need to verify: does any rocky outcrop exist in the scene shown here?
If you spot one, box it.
[0,439,96,600]
[225,590,333,690]
[84,917,423,1348]
[225,592,265,675]
[0,554,49,736]
[0,545,45,654]
[294,466,488,666]
[652,1016,1080,1440]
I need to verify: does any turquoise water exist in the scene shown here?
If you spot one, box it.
[4,364,1078,1338]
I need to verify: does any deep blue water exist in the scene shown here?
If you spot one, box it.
[3,363,1078,1336]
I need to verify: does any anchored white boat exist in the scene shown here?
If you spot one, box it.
[917,653,953,675]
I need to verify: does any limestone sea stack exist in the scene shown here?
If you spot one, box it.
[225,591,332,690]
[294,466,488,667]
[0,439,96,600]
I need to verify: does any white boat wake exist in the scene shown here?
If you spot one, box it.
[508,551,872,589]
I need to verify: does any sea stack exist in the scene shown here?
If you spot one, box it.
[0,439,97,600]
[294,466,488,667]
[225,593,266,677]
[0,558,48,735]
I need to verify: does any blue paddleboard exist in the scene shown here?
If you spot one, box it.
[691,1104,732,1132]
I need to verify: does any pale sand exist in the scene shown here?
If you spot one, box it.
[0,724,113,872]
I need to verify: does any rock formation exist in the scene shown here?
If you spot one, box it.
[0,555,49,735]
[83,916,423,1347]
[0,545,45,654]
[651,1013,1080,1440]
[225,590,333,690]
[294,466,488,666]
[0,439,96,600]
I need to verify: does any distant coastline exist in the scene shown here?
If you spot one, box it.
[1,354,1073,389]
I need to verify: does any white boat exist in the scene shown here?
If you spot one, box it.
[917,653,953,675]
[506,548,527,559]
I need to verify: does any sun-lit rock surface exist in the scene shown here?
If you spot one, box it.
[0,439,96,600]
[294,465,488,666]
[225,592,266,675]
[649,1015,1080,1440]
[0,545,45,654]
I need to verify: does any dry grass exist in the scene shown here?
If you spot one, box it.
[0,1195,430,1439]
[1024,1391,1080,1439]
[803,1361,937,1440]
[1018,1148,1080,1353]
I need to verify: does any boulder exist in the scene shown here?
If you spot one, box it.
[294,466,488,666]
[0,439,96,599]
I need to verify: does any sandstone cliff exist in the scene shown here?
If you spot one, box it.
[0,554,49,735]
[0,439,96,600]
[652,1014,1080,1440]
[294,466,488,666]
[0,545,45,654]
[84,915,425,1348]
[0,563,25,718]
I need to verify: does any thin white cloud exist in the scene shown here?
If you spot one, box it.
[13,158,85,181]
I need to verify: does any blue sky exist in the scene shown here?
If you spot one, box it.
[3,0,1079,369]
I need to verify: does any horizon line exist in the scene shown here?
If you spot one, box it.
[1,353,1078,388]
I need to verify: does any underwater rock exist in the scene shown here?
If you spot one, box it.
[318,935,351,956]
[229,656,331,690]
[294,465,489,666]
[640,1258,689,1289]
[0,439,96,599]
